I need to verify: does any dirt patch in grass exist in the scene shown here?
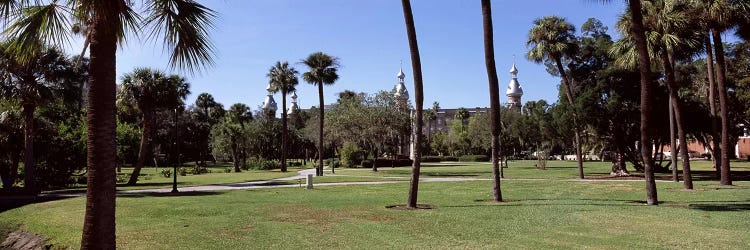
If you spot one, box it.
[1,230,50,250]
[385,204,434,210]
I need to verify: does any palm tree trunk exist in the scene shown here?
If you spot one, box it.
[481,0,503,202]
[81,14,118,249]
[629,0,658,205]
[128,110,153,185]
[22,103,36,192]
[281,90,288,172]
[402,0,425,209]
[553,57,584,179]
[711,28,732,186]
[661,52,693,189]
[317,82,325,176]
[232,142,240,172]
[669,92,678,182]
[704,33,722,175]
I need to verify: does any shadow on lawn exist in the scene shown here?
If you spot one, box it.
[688,203,750,211]
[0,196,72,213]
[119,190,223,198]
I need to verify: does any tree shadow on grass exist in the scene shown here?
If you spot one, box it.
[0,196,73,213]
[119,190,223,198]
[423,172,482,177]
[688,203,750,211]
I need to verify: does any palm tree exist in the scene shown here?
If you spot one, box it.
[195,93,219,165]
[0,109,23,189]
[481,0,503,202]
[613,0,700,189]
[526,15,586,179]
[119,68,190,185]
[268,61,299,173]
[597,0,659,205]
[301,52,340,177]
[401,0,425,209]
[228,103,251,170]
[0,45,71,192]
[1,0,216,247]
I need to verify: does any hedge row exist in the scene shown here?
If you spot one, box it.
[360,159,413,168]
[458,155,490,162]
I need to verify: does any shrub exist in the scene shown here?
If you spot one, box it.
[224,168,232,173]
[441,156,459,161]
[362,158,413,168]
[421,156,442,162]
[178,167,188,176]
[458,155,490,162]
[191,166,210,175]
[289,162,303,167]
[339,142,364,168]
[360,159,373,168]
[160,169,172,178]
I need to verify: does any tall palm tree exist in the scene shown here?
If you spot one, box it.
[268,61,299,173]
[613,0,700,189]
[401,0,425,209]
[195,93,219,165]
[696,0,750,185]
[526,15,586,179]
[1,0,216,247]
[228,103,252,170]
[481,0,503,202]
[0,45,71,192]
[301,52,339,177]
[598,0,659,205]
[119,68,190,185]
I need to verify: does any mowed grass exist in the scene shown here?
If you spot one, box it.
[336,160,750,180]
[2,179,749,249]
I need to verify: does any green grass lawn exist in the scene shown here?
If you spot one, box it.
[2,180,749,249]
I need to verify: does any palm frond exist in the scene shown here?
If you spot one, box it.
[145,0,217,74]
[2,2,72,62]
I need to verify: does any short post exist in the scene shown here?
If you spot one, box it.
[306,174,313,189]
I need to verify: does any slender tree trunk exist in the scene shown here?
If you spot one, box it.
[128,110,153,185]
[10,152,19,187]
[553,57,584,179]
[81,14,118,249]
[317,83,324,176]
[661,52,693,189]
[372,150,378,172]
[704,33,722,175]
[281,90,288,172]
[629,0,658,205]
[402,0,425,209]
[22,104,36,192]
[232,142,240,172]
[669,91,679,182]
[482,0,503,202]
[711,28,732,186]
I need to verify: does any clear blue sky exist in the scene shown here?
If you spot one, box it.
[94,0,633,110]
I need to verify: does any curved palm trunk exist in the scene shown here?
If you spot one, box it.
[81,15,118,249]
[402,0,424,209]
[128,110,154,185]
[281,90,288,172]
[661,52,693,189]
[629,0,658,205]
[669,98,678,182]
[704,33,722,175]
[482,0,502,202]
[711,28,732,186]
[22,103,36,192]
[317,83,324,176]
[553,57,584,179]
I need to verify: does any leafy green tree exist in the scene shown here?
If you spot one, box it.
[268,61,299,172]
[0,107,23,189]
[194,93,223,165]
[526,15,586,179]
[211,117,245,172]
[0,45,74,191]
[302,52,340,176]
[118,68,189,185]
[0,0,217,244]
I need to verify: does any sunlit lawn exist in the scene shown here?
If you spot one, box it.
[2,179,749,249]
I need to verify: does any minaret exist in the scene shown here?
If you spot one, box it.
[394,63,410,112]
[506,63,523,112]
[287,91,299,115]
[262,83,278,117]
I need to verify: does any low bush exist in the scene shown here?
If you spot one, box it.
[442,156,459,161]
[288,162,303,167]
[178,167,188,176]
[224,168,232,173]
[361,158,413,168]
[458,155,490,162]
[339,142,364,168]
[191,166,211,175]
[421,156,442,162]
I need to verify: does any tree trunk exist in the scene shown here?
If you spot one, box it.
[402,0,424,209]
[711,28,732,186]
[281,90,288,172]
[704,33,722,175]
[668,90,678,182]
[629,0,658,205]
[372,151,378,172]
[128,110,153,185]
[553,57,584,179]
[317,82,325,177]
[81,13,118,249]
[661,52,693,189]
[482,0,503,202]
[22,103,36,192]
[232,141,240,172]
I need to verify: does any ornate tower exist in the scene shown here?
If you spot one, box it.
[506,63,523,112]
[394,65,410,112]
[287,91,299,115]
[262,83,278,118]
